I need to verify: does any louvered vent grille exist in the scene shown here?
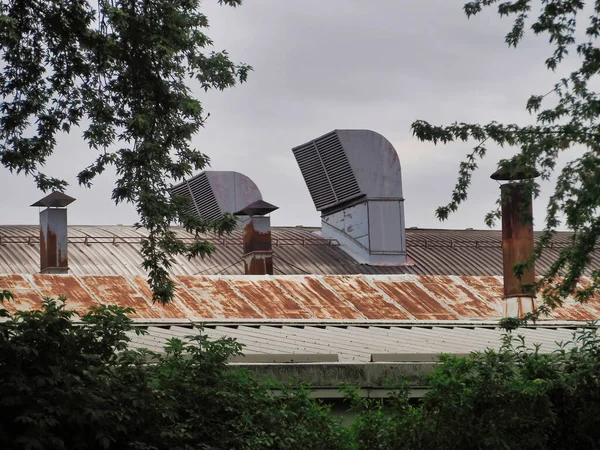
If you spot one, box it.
[171,182,198,217]
[187,173,221,220]
[293,131,362,211]
[294,143,337,210]
[171,173,221,221]
[316,133,361,203]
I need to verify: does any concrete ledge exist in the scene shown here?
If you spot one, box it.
[230,353,339,363]
[371,353,470,362]
[236,362,435,390]
[271,387,429,399]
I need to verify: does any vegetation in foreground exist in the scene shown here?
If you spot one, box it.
[1,294,600,449]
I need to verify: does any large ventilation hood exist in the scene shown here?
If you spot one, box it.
[293,130,407,265]
[171,171,262,223]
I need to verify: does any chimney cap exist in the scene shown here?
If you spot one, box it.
[31,191,76,208]
[234,199,278,216]
[491,163,541,181]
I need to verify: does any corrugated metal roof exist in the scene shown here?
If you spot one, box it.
[0,225,597,277]
[125,324,584,363]
[1,273,599,322]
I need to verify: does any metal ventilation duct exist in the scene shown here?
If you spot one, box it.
[293,130,408,266]
[171,171,263,222]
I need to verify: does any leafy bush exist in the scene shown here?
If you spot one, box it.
[342,384,420,450]
[3,294,600,449]
[349,330,600,450]
[0,296,348,450]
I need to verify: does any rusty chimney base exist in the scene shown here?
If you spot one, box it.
[503,296,535,318]
[242,216,273,275]
[243,250,274,275]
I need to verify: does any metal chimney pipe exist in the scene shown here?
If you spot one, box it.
[31,192,76,275]
[234,200,279,276]
[491,166,539,318]
[499,182,536,317]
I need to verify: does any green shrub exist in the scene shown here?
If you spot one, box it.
[349,330,600,450]
[0,297,348,450]
[3,294,600,450]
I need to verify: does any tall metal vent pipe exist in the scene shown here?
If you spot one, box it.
[30,192,76,274]
[234,200,278,275]
[491,167,539,318]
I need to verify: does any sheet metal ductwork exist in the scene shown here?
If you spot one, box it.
[171,171,262,225]
[293,130,407,265]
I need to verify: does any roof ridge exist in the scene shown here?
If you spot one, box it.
[0,224,576,233]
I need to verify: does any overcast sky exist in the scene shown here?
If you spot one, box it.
[0,0,579,230]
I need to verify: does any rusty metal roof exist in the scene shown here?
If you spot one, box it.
[1,273,598,322]
[0,225,597,277]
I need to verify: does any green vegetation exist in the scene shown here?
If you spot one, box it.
[412,0,600,309]
[348,330,600,450]
[2,297,600,449]
[0,296,346,450]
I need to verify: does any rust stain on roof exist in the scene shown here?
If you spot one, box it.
[1,274,597,322]
[131,276,201,319]
[80,275,160,319]
[551,303,595,321]
[32,274,98,312]
[0,274,32,289]
[573,278,600,318]
[323,276,410,320]
[536,278,596,321]
[374,280,457,320]
[0,275,43,313]
[176,276,263,319]
[276,277,364,319]
[459,276,504,306]
[418,275,499,319]
[1,291,44,314]
[229,279,312,319]
[168,278,216,319]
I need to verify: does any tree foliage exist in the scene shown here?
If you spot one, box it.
[0,297,348,450]
[349,328,600,450]
[411,0,600,310]
[3,296,600,449]
[0,0,250,304]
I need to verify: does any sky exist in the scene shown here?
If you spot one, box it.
[0,0,580,230]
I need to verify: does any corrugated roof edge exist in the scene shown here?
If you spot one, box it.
[126,319,596,327]
[0,318,590,327]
